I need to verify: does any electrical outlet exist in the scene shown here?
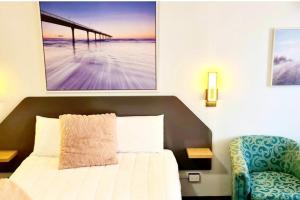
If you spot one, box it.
[188,172,201,183]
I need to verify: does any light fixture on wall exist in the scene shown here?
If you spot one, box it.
[206,72,218,107]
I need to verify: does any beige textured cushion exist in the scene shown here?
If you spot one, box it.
[59,114,118,169]
[0,179,31,200]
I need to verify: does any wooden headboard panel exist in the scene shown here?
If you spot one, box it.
[0,96,212,171]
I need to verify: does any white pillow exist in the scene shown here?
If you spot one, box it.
[116,115,164,153]
[33,115,164,155]
[33,116,60,157]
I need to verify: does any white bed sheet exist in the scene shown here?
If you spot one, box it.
[10,150,181,200]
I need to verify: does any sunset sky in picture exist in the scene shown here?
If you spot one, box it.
[274,29,300,63]
[40,2,156,40]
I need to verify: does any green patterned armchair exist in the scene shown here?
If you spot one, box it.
[230,135,300,200]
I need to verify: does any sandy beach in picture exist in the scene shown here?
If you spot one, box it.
[40,2,156,90]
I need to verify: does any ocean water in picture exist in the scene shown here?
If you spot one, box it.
[40,2,156,90]
[272,29,300,85]
[44,39,156,90]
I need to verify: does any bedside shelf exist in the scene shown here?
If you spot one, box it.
[186,148,213,159]
[0,150,18,163]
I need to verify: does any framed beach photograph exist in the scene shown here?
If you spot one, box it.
[39,1,156,91]
[272,28,300,85]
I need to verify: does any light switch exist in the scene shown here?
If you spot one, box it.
[188,172,201,182]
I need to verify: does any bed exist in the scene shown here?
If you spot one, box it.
[0,96,212,200]
[10,150,181,200]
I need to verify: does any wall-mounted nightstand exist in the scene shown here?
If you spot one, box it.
[0,150,18,163]
[0,150,18,178]
[180,148,214,189]
[186,148,213,159]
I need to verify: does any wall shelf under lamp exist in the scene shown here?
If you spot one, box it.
[206,72,218,107]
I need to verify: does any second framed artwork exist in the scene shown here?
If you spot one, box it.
[272,28,300,86]
[40,1,156,91]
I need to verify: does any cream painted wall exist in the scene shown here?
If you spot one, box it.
[159,2,300,196]
[1,1,300,197]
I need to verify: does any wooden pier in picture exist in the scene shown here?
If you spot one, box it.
[40,10,112,46]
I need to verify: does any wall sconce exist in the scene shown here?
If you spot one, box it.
[206,72,218,107]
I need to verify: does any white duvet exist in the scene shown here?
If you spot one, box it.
[10,150,181,200]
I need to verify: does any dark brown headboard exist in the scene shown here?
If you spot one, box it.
[0,96,212,171]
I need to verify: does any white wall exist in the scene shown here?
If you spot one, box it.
[1,2,300,196]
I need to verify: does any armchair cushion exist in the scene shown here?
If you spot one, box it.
[250,171,300,200]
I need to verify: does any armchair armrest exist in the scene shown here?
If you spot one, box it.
[230,139,251,200]
[285,141,300,179]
